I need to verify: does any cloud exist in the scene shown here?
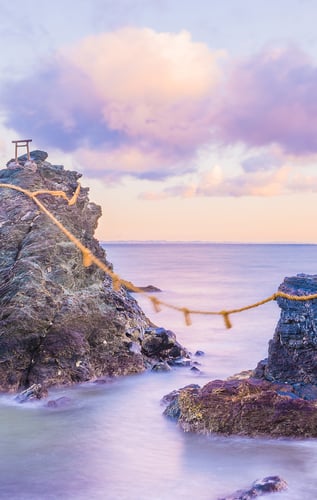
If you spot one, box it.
[214,46,317,154]
[196,165,292,197]
[241,152,283,172]
[3,30,317,188]
[140,159,317,200]
[74,145,192,183]
[1,28,224,180]
[141,161,317,199]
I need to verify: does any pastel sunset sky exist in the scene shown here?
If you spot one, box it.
[1,0,317,242]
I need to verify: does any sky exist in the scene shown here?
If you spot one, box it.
[1,0,317,242]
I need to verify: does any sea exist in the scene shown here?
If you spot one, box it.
[1,243,317,500]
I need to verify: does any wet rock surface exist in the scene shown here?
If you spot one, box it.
[218,476,288,500]
[164,274,317,437]
[0,151,187,396]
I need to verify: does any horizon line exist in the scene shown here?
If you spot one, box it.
[101,240,317,245]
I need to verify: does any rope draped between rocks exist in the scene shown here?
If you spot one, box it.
[1,181,317,330]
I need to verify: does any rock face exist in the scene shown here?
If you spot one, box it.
[265,274,317,384]
[0,151,187,394]
[164,274,317,437]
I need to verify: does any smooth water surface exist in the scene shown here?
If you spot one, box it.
[1,243,317,499]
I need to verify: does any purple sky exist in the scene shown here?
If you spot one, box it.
[1,0,317,241]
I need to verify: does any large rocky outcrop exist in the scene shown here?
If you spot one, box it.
[163,274,317,437]
[0,151,187,395]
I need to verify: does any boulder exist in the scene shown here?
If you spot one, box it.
[142,327,187,362]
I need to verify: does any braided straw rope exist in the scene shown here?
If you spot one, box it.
[1,181,317,329]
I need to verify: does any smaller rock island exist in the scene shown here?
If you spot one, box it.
[164,274,317,437]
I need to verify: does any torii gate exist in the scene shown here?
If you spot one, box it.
[12,139,32,163]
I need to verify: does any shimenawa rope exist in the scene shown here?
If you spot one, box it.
[1,181,316,329]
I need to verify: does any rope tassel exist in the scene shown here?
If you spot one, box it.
[221,311,232,329]
[150,296,162,313]
[82,249,93,267]
[112,275,121,291]
[182,308,192,326]
[68,183,81,206]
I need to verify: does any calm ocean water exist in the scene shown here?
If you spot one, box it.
[1,243,317,499]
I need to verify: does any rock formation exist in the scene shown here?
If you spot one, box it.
[163,274,317,437]
[263,274,317,385]
[0,151,187,396]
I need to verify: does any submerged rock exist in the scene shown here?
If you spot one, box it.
[194,350,205,356]
[0,151,187,396]
[152,361,172,372]
[45,396,73,408]
[218,476,288,500]
[164,274,317,437]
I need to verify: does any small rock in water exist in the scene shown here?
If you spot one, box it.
[138,285,162,293]
[170,357,191,367]
[93,376,114,384]
[15,384,46,403]
[151,362,172,372]
[218,475,288,499]
[125,282,162,293]
[195,350,205,356]
[45,396,73,408]
[190,366,201,373]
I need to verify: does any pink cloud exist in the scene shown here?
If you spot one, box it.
[75,145,191,182]
[141,161,317,199]
[2,31,317,186]
[2,28,224,181]
[214,46,317,154]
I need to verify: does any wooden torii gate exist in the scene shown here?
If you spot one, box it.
[12,139,32,163]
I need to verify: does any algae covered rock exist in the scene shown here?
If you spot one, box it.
[0,151,186,394]
[163,378,317,437]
